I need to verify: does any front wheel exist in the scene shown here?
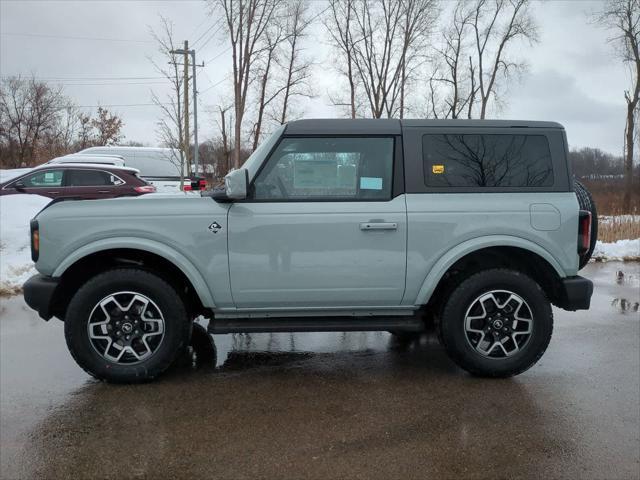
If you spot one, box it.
[439,269,553,378]
[64,268,191,383]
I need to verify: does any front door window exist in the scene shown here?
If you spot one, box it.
[253,137,394,201]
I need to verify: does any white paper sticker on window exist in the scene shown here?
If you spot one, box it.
[360,176,383,190]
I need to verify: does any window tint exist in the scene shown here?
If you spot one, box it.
[20,170,63,187]
[423,134,553,188]
[65,169,115,186]
[253,137,394,200]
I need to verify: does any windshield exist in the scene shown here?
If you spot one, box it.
[241,124,286,181]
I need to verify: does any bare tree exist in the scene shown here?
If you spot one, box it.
[428,0,537,120]
[46,105,80,157]
[596,0,640,212]
[149,16,187,186]
[91,107,124,145]
[429,3,475,119]
[252,26,283,151]
[0,76,69,166]
[216,104,233,175]
[277,0,313,124]
[326,0,438,119]
[326,0,358,118]
[211,0,281,169]
[470,0,538,119]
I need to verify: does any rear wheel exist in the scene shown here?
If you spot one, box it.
[439,269,553,377]
[64,268,190,383]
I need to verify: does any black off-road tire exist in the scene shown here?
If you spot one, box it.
[64,268,191,383]
[574,179,598,269]
[439,269,553,378]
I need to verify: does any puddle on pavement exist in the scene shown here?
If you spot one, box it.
[611,297,640,314]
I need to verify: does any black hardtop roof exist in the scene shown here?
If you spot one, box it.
[284,118,564,135]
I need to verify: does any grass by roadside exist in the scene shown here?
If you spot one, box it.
[598,215,640,243]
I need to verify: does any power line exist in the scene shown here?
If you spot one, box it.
[51,82,168,86]
[204,46,232,65]
[0,75,167,81]
[1,32,153,43]
[197,23,225,51]
[199,75,229,95]
[74,103,170,108]
[193,17,223,49]
[188,17,210,42]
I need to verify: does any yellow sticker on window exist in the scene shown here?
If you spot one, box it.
[432,164,445,174]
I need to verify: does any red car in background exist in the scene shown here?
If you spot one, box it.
[0,163,156,199]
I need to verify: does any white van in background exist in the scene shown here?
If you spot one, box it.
[47,154,126,167]
[78,146,190,191]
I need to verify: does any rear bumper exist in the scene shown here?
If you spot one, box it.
[556,276,593,311]
[23,274,59,321]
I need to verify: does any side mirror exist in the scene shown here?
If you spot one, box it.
[13,181,26,191]
[224,168,249,200]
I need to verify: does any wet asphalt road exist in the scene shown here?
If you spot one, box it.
[1,262,639,480]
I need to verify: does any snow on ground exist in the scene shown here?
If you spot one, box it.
[592,239,640,262]
[0,194,51,295]
[0,168,32,183]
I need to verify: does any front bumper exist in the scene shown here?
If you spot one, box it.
[23,274,59,321]
[556,275,593,311]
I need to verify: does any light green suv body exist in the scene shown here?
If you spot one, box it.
[24,119,594,382]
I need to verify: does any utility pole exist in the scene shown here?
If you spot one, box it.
[170,42,203,177]
[183,41,190,176]
[191,49,199,175]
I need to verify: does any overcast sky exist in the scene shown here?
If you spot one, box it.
[0,0,631,155]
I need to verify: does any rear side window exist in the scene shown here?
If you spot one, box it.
[422,134,553,188]
[65,169,116,186]
[253,137,394,201]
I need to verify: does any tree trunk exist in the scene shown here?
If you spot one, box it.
[624,102,635,212]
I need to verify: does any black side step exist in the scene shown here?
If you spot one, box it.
[208,316,424,334]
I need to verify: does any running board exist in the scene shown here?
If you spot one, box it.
[208,316,424,334]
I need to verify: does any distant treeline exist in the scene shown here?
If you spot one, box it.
[569,147,639,179]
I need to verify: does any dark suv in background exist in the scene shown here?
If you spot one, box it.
[0,164,155,199]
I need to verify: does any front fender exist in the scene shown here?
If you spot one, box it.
[411,235,566,306]
[52,237,216,308]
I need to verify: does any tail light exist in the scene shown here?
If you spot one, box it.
[30,219,39,262]
[578,210,591,255]
[134,185,156,194]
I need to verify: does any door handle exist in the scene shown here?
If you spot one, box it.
[360,222,398,231]
[98,190,110,194]
[47,191,60,194]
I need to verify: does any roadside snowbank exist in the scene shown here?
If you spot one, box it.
[592,239,640,262]
[0,194,51,295]
[0,168,31,183]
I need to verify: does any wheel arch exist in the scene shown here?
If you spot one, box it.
[51,238,215,319]
[414,236,565,310]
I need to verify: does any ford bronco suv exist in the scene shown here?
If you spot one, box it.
[23,119,596,383]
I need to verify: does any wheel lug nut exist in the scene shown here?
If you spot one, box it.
[126,335,130,340]
[116,330,121,336]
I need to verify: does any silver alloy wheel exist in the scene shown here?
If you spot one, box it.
[463,290,533,358]
[87,291,165,364]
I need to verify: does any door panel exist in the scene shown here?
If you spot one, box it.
[228,196,407,308]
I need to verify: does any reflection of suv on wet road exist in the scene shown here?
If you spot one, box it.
[23,119,596,383]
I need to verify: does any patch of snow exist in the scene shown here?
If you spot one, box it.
[592,239,640,262]
[0,194,51,294]
[0,168,32,184]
